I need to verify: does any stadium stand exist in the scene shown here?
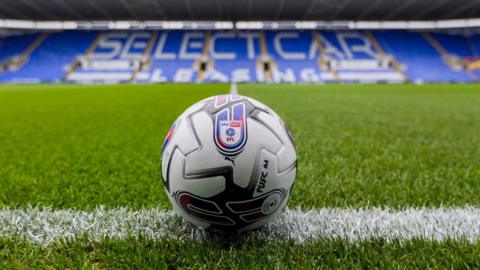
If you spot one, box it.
[148,31,200,83]
[204,32,260,83]
[1,30,479,83]
[373,31,475,83]
[0,34,42,77]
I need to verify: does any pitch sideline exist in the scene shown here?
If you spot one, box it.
[1,207,480,245]
[230,82,238,95]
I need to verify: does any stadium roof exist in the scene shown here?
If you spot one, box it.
[0,0,479,21]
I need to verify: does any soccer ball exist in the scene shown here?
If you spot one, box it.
[161,94,296,232]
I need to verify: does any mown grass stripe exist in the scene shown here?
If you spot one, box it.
[1,207,480,245]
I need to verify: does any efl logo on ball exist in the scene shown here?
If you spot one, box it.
[214,100,247,157]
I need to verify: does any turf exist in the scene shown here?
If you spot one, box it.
[0,84,479,209]
[2,237,480,269]
[0,84,225,209]
[1,83,480,268]
[242,84,480,208]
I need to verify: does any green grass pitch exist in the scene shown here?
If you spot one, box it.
[0,83,479,268]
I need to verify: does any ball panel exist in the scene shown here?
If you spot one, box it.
[168,148,226,198]
[161,115,201,184]
[179,97,211,118]
[251,110,296,172]
[230,118,283,189]
[237,188,292,232]
[184,111,232,173]
[244,97,271,114]
[166,191,212,229]
[252,149,296,197]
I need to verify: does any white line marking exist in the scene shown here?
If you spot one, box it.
[1,207,480,245]
[230,82,238,95]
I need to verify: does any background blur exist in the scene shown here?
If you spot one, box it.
[0,0,480,84]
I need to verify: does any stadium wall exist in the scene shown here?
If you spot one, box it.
[0,30,479,83]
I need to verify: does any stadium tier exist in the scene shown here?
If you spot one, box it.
[1,30,479,83]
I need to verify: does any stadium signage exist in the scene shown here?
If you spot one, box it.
[82,31,396,83]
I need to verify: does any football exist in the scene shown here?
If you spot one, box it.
[161,94,297,231]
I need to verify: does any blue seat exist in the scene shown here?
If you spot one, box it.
[1,31,96,83]
[373,30,473,82]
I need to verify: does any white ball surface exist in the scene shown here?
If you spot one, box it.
[161,94,296,232]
